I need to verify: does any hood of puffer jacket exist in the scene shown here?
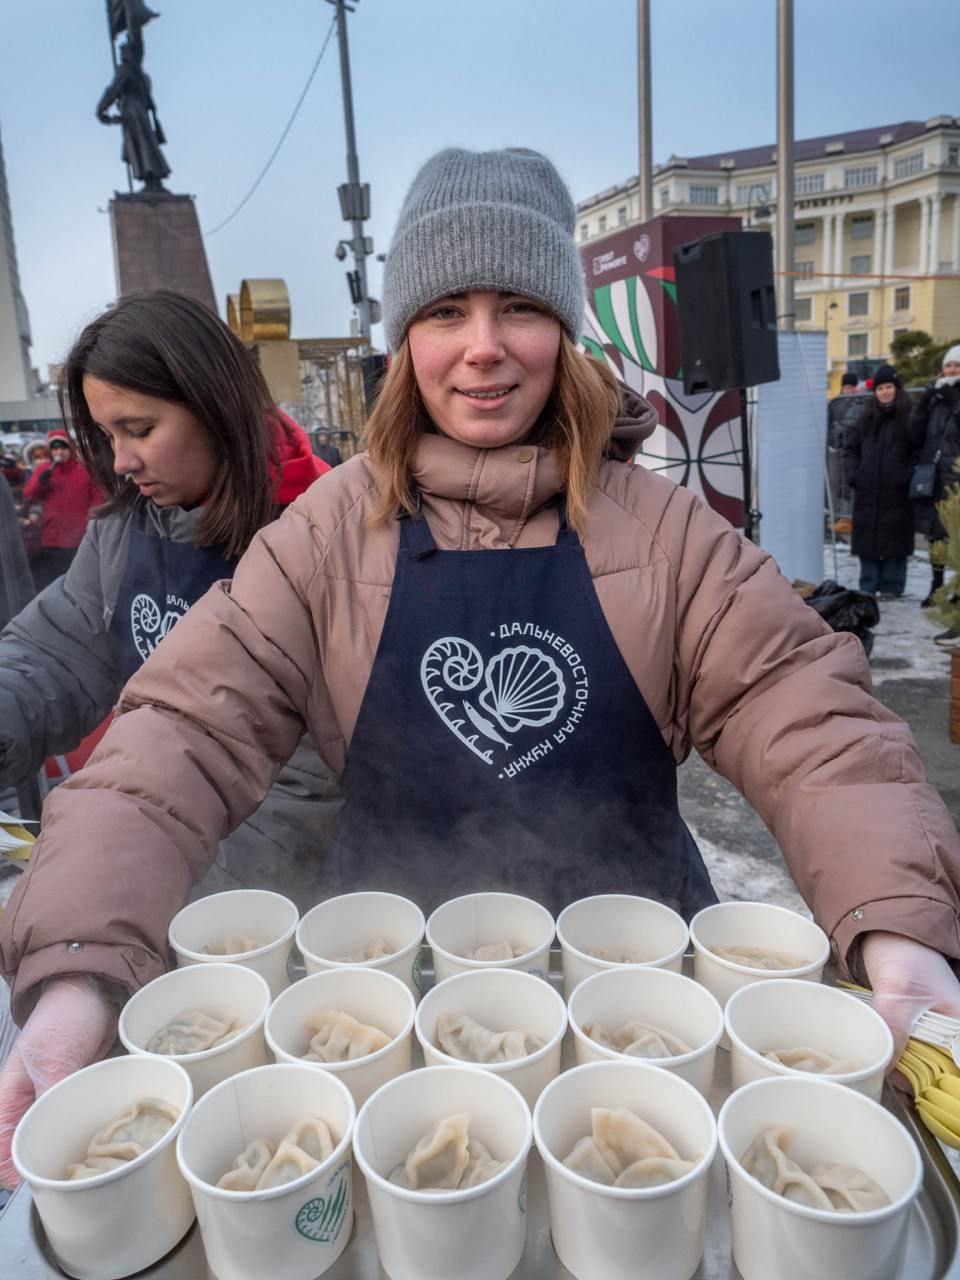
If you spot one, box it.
[269,409,330,504]
[608,388,657,462]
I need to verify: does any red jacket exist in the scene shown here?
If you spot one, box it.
[270,410,330,503]
[22,456,101,549]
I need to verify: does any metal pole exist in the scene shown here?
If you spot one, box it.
[637,0,653,223]
[739,388,756,542]
[332,0,370,338]
[776,0,795,330]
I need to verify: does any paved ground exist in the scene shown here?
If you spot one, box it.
[681,544,958,913]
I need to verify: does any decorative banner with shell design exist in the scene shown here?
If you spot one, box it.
[579,215,745,528]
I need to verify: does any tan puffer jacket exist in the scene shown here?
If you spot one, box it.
[2,400,959,1021]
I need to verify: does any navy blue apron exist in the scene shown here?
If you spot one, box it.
[330,496,716,920]
[109,509,236,681]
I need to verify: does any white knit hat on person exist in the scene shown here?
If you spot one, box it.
[942,343,960,369]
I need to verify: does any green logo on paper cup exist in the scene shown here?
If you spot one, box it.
[518,1170,528,1215]
[295,1161,350,1244]
[412,950,423,992]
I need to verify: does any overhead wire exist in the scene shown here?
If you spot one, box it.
[203,15,337,237]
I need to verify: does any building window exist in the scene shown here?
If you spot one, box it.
[892,328,908,340]
[850,214,873,241]
[598,214,607,233]
[949,144,960,167]
[689,184,720,205]
[579,223,588,242]
[795,297,812,322]
[796,260,815,279]
[659,187,670,208]
[843,166,878,189]
[894,285,911,311]
[847,333,869,357]
[848,292,870,317]
[736,182,770,204]
[893,151,924,179]
[617,206,627,226]
[796,172,825,195]
[795,222,816,245]
[850,254,872,275]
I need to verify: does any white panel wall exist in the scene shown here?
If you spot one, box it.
[755,330,827,585]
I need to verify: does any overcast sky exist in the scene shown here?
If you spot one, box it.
[1,0,956,372]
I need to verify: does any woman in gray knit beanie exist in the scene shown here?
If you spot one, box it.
[2,146,958,1177]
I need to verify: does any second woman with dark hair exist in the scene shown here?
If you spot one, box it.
[843,363,915,598]
[0,289,338,893]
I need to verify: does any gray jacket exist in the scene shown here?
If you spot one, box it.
[0,500,343,907]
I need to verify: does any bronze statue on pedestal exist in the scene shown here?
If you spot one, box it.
[96,0,170,192]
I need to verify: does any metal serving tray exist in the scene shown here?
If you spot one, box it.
[2,951,959,1279]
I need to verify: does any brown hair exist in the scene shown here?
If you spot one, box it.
[364,334,622,536]
[60,291,276,557]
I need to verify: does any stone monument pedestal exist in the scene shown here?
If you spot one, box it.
[109,192,216,309]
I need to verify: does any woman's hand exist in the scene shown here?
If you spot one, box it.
[0,975,116,1188]
[862,930,960,1068]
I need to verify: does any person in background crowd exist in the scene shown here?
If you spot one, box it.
[1,454,24,491]
[842,364,915,599]
[19,440,49,484]
[827,371,863,519]
[21,429,101,590]
[0,148,958,1187]
[0,475,34,631]
[910,343,960,633]
[311,427,343,468]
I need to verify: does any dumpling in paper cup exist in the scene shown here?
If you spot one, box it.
[425,892,555,983]
[297,892,425,999]
[169,889,299,999]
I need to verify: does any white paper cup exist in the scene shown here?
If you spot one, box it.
[556,894,689,999]
[567,965,723,1098]
[297,892,426,999]
[118,962,271,1099]
[169,889,299,1000]
[176,1063,355,1280]
[414,968,567,1108]
[353,1066,532,1280]
[425,891,555,983]
[725,979,894,1101]
[265,966,416,1107]
[533,1059,717,1280]
[689,901,830,1012]
[12,1055,194,1280]
[718,1075,922,1280]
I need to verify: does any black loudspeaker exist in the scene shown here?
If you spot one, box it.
[361,353,389,413]
[673,232,780,394]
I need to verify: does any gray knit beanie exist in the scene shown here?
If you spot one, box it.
[382,147,584,352]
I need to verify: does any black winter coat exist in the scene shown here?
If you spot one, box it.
[908,381,960,540]
[843,398,915,559]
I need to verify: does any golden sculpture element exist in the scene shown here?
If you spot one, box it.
[226,294,241,337]
[240,278,291,343]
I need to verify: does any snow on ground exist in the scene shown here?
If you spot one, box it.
[689,826,808,914]
[823,541,954,685]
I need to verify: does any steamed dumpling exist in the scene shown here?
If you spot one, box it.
[203,932,263,955]
[67,1097,180,1178]
[582,1019,692,1060]
[710,944,804,970]
[584,947,651,964]
[303,1009,391,1062]
[145,1008,245,1055]
[460,942,527,961]
[216,1117,336,1191]
[334,937,395,962]
[562,1107,694,1188]
[740,1126,889,1213]
[216,1138,277,1192]
[764,1047,864,1075]
[436,1013,545,1063]
[388,1113,504,1191]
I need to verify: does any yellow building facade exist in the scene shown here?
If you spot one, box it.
[577,116,960,392]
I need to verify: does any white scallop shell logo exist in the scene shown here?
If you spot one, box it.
[130,591,185,662]
[633,235,651,262]
[479,646,566,734]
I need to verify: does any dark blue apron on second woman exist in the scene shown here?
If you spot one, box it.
[329,498,716,921]
[109,509,236,681]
